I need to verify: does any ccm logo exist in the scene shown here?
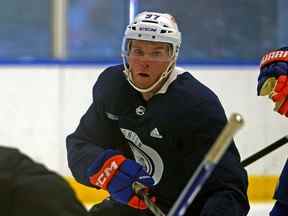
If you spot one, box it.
[89,154,126,189]
[139,27,157,32]
[95,161,119,187]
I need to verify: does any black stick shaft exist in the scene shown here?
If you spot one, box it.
[241,135,288,167]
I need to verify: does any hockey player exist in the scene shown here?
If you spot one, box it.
[66,11,250,215]
[0,146,87,216]
[257,47,288,215]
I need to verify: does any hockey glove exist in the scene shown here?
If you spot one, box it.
[87,149,155,209]
[257,47,288,116]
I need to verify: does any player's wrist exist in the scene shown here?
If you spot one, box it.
[258,58,288,96]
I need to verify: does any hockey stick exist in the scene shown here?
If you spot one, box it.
[133,113,244,216]
[241,135,288,167]
[133,181,165,216]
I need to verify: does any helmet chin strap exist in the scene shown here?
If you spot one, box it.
[122,56,176,93]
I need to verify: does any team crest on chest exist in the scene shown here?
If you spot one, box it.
[120,128,164,184]
[136,106,146,116]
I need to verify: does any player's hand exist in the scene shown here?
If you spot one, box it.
[87,149,155,209]
[257,47,288,116]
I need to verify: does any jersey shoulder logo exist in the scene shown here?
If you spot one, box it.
[150,128,163,139]
[105,112,119,120]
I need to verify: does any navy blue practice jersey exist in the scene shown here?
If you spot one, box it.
[66,64,249,215]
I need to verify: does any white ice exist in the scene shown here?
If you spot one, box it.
[248,202,274,216]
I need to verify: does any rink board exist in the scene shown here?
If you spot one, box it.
[66,175,278,204]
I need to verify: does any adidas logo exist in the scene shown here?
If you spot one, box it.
[150,128,163,139]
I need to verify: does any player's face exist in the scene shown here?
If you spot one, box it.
[127,40,172,90]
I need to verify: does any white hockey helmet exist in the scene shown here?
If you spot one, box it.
[122,11,181,59]
[121,11,182,93]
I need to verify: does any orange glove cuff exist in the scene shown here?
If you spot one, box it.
[128,195,156,210]
[89,154,126,189]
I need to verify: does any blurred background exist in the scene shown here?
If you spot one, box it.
[0,0,287,215]
[0,0,287,61]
